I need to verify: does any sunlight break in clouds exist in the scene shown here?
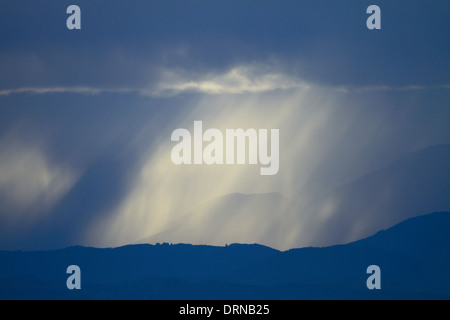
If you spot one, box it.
[141,64,309,97]
[88,69,347,249]
[88,61,450,249]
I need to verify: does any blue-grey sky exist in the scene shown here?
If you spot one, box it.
[0,1,449,250]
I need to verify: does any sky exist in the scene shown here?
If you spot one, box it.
[0,0,449,250]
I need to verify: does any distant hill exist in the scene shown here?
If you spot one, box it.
[0,211,449,299]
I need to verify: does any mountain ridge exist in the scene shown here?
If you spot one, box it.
[1,211,449,299]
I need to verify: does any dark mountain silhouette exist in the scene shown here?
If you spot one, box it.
[1,211,449,299]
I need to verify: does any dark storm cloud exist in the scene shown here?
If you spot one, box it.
[0,0,449,90]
